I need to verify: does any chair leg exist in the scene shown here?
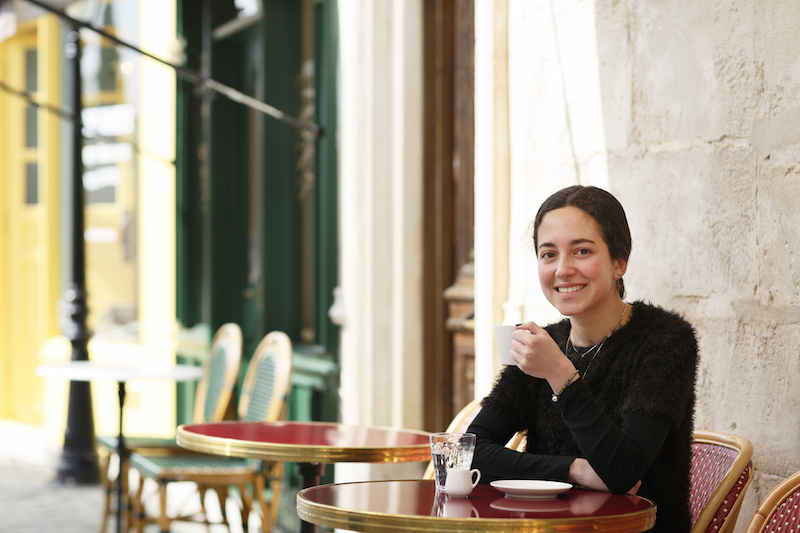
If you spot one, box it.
[98,452,113,533]
[133,476,146,533]
[216,486,229,526]
[158,480,170,533]
[253,475,268,533]
[238,483,252,532]
[265,463,284,533]
[197,484,210,525]
[119,454,130,532]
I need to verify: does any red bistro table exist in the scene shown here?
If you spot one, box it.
[297,479,657,533]
[176,421,431,533]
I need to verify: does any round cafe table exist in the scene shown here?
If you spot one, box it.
[297,479,657,533]
[176,421,431,533]
[37,361,203,533]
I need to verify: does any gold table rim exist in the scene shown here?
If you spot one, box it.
[176,421,432,464]
[296,480,657,533]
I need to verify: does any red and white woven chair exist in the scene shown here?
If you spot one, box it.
[743,470,800,533]
[690,430,754,533]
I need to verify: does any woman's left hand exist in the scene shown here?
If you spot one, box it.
[569,458,642,495]
[512,321,575,387]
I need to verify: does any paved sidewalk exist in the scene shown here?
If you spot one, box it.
[0,462,103,533]
[0,458,257,533]
[0,459,105,533]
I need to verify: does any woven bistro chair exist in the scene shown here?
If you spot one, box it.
[690,430,754,533]
[130,331,293,533]
[743,470,800,533]
[97,323,242,533]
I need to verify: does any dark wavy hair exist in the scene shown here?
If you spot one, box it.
[531,185,632,298]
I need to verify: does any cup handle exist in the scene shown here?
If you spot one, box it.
[470,468,481,488]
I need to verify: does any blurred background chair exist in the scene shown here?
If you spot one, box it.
[743,470,800,533]
[690,430,754,533]
[130,330,293,533]
[97,322,242,533]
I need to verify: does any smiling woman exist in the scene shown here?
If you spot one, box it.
[468,185,699,533]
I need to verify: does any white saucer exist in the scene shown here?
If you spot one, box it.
[490,480,573,500]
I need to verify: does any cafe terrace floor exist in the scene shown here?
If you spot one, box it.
[0,422,268,533]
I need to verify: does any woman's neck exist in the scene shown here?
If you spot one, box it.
[569,299,630,346]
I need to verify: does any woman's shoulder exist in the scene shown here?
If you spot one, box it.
[626,300,698,359]
[630,300,696,334]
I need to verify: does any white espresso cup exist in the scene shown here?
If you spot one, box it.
[445,467,481,497]
[493,324,517,365]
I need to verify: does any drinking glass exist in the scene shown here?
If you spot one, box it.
[429,432,476,492]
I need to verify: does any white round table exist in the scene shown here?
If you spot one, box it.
[37,361,203,533]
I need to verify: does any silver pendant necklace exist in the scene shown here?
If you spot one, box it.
[565,301,628,379]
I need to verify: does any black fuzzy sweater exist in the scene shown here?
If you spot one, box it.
[470,301,698,532]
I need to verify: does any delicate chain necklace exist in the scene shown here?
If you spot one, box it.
[565,301,628,379]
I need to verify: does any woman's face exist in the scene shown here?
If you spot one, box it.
[536,206,626,319]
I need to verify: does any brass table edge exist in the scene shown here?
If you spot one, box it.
[296,483,657,533]
[176,424,432,464]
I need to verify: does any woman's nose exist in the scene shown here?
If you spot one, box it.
[555,256,574,278]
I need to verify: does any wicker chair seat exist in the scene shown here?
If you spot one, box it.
[98,435,178,451]
[130,454,255,481]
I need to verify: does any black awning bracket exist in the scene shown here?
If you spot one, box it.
[20,0,322,137]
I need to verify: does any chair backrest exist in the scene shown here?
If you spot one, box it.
[507,430,527,451]
[238,331,293,422]
[744,471,800,533]
[445,398,483,433]
[690,430,754,533]
[193,323,243,424]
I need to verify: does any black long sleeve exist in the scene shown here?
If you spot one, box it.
[470,405,574,483]
[554,377,671,493]
[469,378,671,493]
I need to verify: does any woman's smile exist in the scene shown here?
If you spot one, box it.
[556,284,586,294]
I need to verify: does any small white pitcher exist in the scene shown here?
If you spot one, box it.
[445,467,481,497]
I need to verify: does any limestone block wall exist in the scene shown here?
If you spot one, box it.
[600,2,800,518]
[475,1,800,530]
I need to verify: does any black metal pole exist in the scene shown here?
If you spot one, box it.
[56,27,99,486]
[116,382,126,533]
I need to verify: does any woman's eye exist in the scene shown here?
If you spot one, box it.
[540,251,555,260]
[576,248,591,256]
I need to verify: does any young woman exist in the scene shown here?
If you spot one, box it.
[468,185,698,532]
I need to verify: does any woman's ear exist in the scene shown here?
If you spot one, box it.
[613,259,628,280]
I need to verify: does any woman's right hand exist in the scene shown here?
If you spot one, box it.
[512,321,576,391]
